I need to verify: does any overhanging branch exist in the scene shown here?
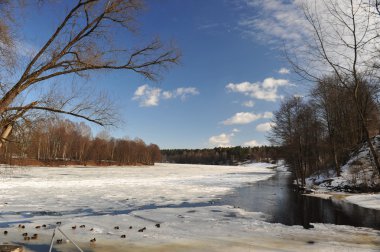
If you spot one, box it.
[6,106,107,126]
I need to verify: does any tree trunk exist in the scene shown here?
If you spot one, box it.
[0,124,13,149]
[332,141,341,176]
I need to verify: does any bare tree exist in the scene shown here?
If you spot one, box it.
[288,0,380,172]
[0,0,15,68]
[1,118,162,165]
[270,96,322,186]
[0,0,179,147]
[311,75,380,176]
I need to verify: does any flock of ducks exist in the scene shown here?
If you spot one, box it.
[1,224,41,241]
[2,221,162,244]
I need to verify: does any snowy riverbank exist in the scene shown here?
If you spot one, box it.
[1,163,379,251]
[304,136,380,211]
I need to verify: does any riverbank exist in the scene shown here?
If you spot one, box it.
[301,136,380,211]
[304,168,380,211]
[305,190,380,211]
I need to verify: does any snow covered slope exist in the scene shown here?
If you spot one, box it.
[306,136,380,210]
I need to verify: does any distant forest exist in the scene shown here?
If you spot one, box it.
[161,146,280,165]
[1,119,161,166]
[0,117,282,167]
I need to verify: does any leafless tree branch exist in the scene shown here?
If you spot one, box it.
[0,0,179,144]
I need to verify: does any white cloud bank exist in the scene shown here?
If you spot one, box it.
[226,78,290,102]
[238,0,309,48]
[133,85,161,107]
[223,111,273,125]
[209,128,242,147]
[242,139,262,147]
[162,87,199,100]
[256,122,275,132]
[209,133,233,147]
[133,85,199,107]
[238,1,380,76]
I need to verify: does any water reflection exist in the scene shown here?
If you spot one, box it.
[221,171,380,230]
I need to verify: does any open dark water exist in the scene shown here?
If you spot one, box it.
[220,171,380,230]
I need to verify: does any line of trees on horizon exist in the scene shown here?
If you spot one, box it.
[1,118,161,166]
[161,146,281,165]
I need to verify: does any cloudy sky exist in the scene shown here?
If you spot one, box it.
[19,0,311,149]
[126,0,308,149]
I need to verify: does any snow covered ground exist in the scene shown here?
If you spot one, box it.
[305,136,380,211]
[345,194,380,210]
[0,163,380,252]
[305,190,380,211]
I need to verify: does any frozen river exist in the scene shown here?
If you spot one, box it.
[0,163,380,251]
[221,171,380,230]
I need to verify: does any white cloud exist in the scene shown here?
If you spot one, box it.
[209,133,232,147]
[261,78,288,89]
[278,68,290,74]
[263,112,273,119]
[134,85,147,96]
[238,0,309,49]
[161,87,199,101]
[133,85,199,107]
[132,84,161,107]
[242,100,254,107]
[238,1,380,76]
[173,87,200,100]
[209,128,240,147]
[162,91,173,99]
[242,139,261,147]
[222,111,272,125]
[226,78,290,102]
[256,122,275,132]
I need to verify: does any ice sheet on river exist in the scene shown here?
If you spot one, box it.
[345,194,380,210]
[0,163,379,252]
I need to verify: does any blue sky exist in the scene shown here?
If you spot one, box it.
[15,0,304,149]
